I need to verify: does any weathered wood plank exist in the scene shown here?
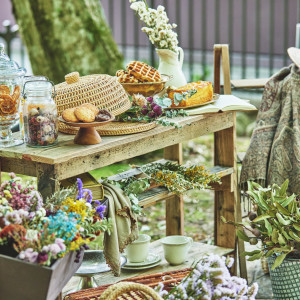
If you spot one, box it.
[164,144,184,236]
[54,113,234,180]
[0,113,233,178]
[63,240,234,297]
[214,115,238,274]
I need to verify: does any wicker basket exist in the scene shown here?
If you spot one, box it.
[55,71,131,120]
[59,121,156,136]
[64,268,191,300]
[268,256,300,299]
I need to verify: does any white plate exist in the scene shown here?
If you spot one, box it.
[122,260,161,271]
[124,253,161,267]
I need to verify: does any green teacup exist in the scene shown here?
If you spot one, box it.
[161,235,193,265]
[125,234,151,263]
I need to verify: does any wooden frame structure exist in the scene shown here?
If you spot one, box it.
[0,44,246,282]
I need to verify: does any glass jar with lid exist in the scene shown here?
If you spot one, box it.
[0,43,26,147]
[23,80,58,147]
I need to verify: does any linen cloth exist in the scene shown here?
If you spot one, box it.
[103,183,138,276]
[240,64,300,195]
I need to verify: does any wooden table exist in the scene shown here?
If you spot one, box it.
[63,239,233,298]
[0,111,238,270]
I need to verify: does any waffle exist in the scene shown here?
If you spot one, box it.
[127,61,161,82]
[117,72,140,83]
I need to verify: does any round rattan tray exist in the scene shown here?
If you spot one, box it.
[59,121,156,136]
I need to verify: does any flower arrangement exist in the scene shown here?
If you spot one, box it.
[129,0,178,52]
[223,180,299,270]
[155,254,258,299]
[0,173,112,266]
[116,94,189,129]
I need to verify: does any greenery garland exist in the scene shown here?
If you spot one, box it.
[103,162,220,214]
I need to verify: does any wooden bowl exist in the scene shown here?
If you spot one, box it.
[120,75,170,97]
[59,115,115,145]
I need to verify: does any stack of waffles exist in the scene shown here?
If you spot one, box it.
[116,61,161,83]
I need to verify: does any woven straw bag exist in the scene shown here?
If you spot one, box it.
[55,72,131,134]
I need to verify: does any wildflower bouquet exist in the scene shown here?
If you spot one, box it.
[0,173,112,266]
[129,0,178,52]
[156,254,258,299]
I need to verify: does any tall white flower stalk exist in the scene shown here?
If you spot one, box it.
[129,0,179,53]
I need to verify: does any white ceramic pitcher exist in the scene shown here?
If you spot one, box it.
[156,47,187,88]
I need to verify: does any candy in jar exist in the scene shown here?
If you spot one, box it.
[23,80,58,147]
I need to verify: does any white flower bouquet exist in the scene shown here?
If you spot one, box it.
[129,0,179,52]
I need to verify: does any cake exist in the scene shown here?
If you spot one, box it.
[168,81,213,108]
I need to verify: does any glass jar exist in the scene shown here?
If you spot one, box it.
[20,75,48,139]
[23,80,58,147]
[0,43,26,147]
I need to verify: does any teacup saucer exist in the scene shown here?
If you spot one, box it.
[122,253,161,270]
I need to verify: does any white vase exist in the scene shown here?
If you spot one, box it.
[156,47,187,88]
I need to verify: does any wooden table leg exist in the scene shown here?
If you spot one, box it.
[164,144,184,236]
[214,114,238,274]
[36,163,60,199]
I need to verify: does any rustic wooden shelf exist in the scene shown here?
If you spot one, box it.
[107,164,234,208]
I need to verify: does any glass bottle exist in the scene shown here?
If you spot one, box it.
[23,80,58,147]
[0,43,26,147]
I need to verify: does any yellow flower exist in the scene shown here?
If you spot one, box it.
[3,190,12,199]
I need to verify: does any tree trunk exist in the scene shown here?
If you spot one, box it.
[11,0,123,83]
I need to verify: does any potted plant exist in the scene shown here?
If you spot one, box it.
[0,173,112,300]
[223,180,300,299]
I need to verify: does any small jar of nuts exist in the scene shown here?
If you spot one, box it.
[23,80,58,147]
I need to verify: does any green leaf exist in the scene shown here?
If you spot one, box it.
[293,224,300,232]
[271,253,287,270]
[243,250,261,256]
[221,216,227,223]
[274,202,290,216]
[252,214,271,223]
[282,194,296,208]
[282,230,293,241]
[278,233,286,245]
[247,252,263,261]
[289,230,300,242]
[264,219,272,236]
[265,250,274,258]
[276,212,291,225]
[271,229,279,243]
[236,229,250,242]
[279,179,289,196]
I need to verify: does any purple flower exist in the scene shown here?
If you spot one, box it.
[147,97,154,103]
[82,188,93,203]
[94,200,100,205]
[19,248,38,263]
[95,204,106,219]
[76,178,84,200]
[141,105,149,116]
[37,251,48,264]
[148,112,155,118]
[153,105,163,116]
[151,102,157,109]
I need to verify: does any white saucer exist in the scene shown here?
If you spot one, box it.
[122,260,161,270]
[122,253,161,270]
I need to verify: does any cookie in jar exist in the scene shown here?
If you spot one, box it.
[22,80,58,147]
